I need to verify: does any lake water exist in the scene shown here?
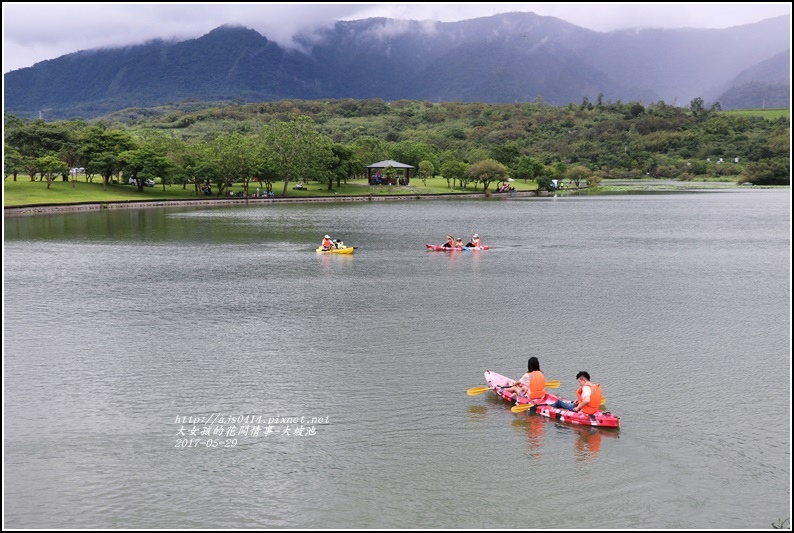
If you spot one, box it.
[3,190,791,528]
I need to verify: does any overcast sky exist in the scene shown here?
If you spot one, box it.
[3,3,791,74]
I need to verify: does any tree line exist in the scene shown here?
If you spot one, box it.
[4,96,790,195]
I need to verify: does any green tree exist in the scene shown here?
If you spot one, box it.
[628,102,645,117]
[565,165,592,188]
[5,119,71,159]
[165,139,202,191]
[118,148,172,192]
[207,132,258,196]
[742,159,790,186]
[466,159,508,192]
[390,140,439,170]
[23,156,39,182]
[489,141,521,167]
[350,136,388,168]
[260,116,335,196]
[689,97,707,120]
[78,125,136,188]
[511,156,544,184]
[85,152,121,191]
[4,146,25,181]
[586,173,603,187]
[192,144,225,196]
[382,165,397,184]
[328,144,363,189]
[440,160,468,189]
[417,160,435,186]
[535,174,554,192]
[35,155,68,189]
[767,127,790,156]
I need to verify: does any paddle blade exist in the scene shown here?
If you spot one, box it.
[467,386,491,396]
[545,380,561,389]
[511,403,535,413]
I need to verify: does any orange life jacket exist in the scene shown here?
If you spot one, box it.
[576,383,603,414]
[322,238,333,248]
[472,238,481,247]
[528,370,546,399]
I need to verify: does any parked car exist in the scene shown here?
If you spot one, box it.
[128,178,155,187]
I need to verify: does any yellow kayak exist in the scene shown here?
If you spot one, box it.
[316,246,355,254]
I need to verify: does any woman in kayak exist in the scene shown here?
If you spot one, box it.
[442,235,455,248]
[503,356,546,400]
[466,234,481,248]
[552,371,603,414]
[456,238,465,249]
[321,235,334,250]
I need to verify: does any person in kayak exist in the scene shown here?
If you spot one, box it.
[456,238,465,249]
[465,234,481,248]
[503,356,547,400]
[442,235,455,248]
[552,371,603,414]
[321,235,334,250]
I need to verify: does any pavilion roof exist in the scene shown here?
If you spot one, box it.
[366,159,414,169]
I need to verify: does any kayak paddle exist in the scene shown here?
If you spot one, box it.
[466,380,561,396]
[511,397,606,413]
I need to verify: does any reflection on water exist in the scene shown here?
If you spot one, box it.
[565,424,620,461]
[466,405,488,420]
[511,416,547,458]
[510,414,621,461]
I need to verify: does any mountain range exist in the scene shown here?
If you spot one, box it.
[3,12,790,120]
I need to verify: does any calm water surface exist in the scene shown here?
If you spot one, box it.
[3,190,791,528]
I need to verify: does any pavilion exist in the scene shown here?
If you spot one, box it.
[366,160,414,185]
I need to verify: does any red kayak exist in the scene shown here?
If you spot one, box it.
[426,244,490,251]
[483,370,620,428]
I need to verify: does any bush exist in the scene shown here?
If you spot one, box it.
[536,175,554,192]
[742,159,790,186]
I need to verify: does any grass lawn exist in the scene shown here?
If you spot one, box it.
[3,176,538,207]
[722,108,789,120]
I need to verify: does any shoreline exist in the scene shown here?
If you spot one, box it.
[2,190,547,217]
[4,181,780,217]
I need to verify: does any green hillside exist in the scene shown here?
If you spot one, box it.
[4,98,790,208]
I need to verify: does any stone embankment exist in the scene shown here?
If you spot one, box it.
[4,191,545,217]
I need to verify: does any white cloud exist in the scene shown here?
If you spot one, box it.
[3,3,791,73]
